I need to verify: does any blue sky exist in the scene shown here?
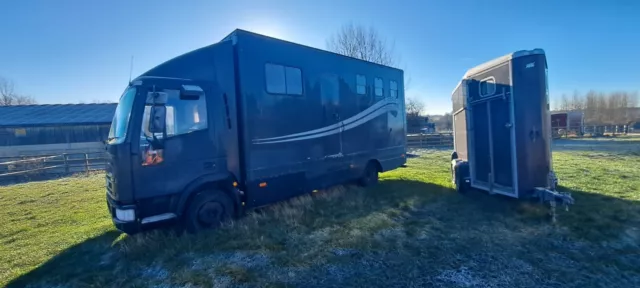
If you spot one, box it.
[1,0,638,114]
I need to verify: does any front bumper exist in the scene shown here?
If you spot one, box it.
[106,195,141,234]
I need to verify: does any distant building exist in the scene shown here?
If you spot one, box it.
[0,104,116,157]
[551,110,584,137]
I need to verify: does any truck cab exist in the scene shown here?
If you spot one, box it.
[105,76,240,234]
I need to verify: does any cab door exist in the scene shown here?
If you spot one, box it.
[130,82,217,203]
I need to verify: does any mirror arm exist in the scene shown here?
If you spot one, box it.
[147,89,166,150]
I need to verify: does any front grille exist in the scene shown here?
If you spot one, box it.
[106,172,116,197]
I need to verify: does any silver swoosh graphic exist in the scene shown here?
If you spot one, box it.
[253,99,398,144]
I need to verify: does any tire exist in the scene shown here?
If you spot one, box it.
[454,173,468,194]
[450,162,457,185]
[359,162,379,187]
[452,161,469,194]
[183,190,235,234]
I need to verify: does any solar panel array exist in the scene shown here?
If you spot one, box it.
[0,103,117,127]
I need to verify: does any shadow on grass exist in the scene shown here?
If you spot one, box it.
[6,231,123,288]
[456,183,640,240]
[6,180,640,287]
[556,185,640,240]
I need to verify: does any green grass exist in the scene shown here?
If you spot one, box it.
[1,149,639,287]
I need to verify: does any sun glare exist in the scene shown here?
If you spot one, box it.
[240,19,288,39]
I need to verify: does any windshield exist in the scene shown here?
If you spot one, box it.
[108,87,137,144]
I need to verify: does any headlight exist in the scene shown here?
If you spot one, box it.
[115,209,136,222]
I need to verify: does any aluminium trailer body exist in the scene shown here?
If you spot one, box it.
[105,29,407,234]
[450,49,572,207]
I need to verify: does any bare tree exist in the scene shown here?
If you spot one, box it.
[406,97,425,117]
[551,97,560,111]
[571,90,584,110]
[583,91,594,124]
[326,23,415,92]
[327,23,396,67]
[405,97,426,132]
[442,112,453,131]
[560,94,570,111]
[0,77,36,105]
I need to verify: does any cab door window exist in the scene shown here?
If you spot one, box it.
[141,89,208,139]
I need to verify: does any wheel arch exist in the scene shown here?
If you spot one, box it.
[175,172,242,218]
[368,159,383,172]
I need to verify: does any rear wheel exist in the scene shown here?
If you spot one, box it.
[359,162,379,187]
[184,190,235,234]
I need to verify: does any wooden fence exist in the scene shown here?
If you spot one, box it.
[0,152,107,182]
[0,133,453,183]
[406,133,453,148]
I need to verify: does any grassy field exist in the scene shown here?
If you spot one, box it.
[1,144,639,287]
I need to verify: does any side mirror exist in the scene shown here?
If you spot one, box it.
[149,105,166,134]
[180,85,204,100]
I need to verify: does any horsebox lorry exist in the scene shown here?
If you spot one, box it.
[105,29,407,234]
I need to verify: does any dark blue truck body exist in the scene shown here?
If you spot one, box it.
[105,29,406,233]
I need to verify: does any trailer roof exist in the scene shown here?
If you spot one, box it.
[0,103,117,127]
[463,49,546,78]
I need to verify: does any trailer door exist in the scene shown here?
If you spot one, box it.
[467,63,516,197]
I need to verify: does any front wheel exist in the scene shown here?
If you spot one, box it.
[183,190,235,234]
[359,162,379,187]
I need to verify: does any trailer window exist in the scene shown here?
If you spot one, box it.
[374,77,383,99]
[356,74,366,95]
[265,63,286,94]
[390,80,398,99]
[265,63,302,95]
[479,77,496,97]
[285,66,302,95]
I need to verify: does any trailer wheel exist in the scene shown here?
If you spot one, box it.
[454,173,468,194]
[183,190,235,234]
[452,160,470,194]
[359,162,379,187]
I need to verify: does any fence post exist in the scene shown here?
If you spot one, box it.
[84,153,89,172]
[63,154,69,174]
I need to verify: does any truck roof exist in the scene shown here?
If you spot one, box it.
[222,29,404,73]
